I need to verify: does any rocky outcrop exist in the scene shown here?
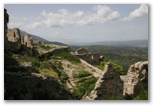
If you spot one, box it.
[4,72,73,100]
[6,28,22,52]
[7,28,21,42]
[89,62,123,100]
[123,61,148,99]
[4,8,9,50]
[22,34,33,48]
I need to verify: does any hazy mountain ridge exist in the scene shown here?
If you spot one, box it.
[70,40,148,47]
[19,30,68,46]
[92,40,148,47]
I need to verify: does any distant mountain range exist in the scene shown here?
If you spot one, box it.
[18,29,148,47]
[90,40,148,47]
[19,30,68,46]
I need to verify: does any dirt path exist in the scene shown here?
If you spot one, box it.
[79,59,102,77]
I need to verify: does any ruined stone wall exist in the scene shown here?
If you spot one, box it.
[76,53,101,65]
[123,61,148,99]
[23,34,33,47]
[39,46,70,60]
[6,28,22,52]
[75,48,90,55]
[89,62,123,100]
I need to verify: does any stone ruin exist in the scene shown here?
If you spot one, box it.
[123,61,148,99]
[89,62,123,100]
[4,8,33,52]
[21,34,33,48]
[74,48,104,65]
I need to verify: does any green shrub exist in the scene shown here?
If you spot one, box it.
[72,76,98,99]
[97,61,124,75]
[39,61,51,69]
[60,71,69,82]
[39,68,59,78]
[17,55,40,67]
[51,51,81,64]
[96,61,106,71]
[73,70,92,78]
[39,44,53,51]
[109,60,124,75]
[134,89,148,100]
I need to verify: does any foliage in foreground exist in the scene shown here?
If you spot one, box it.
[72,72,98,100]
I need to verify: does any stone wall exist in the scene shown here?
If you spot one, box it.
[39,46,70,60]
[6,28,22,52]
[23,34,33,47]
[75,48,90,55]
[76,53,101,65]
[123,61,148,99]
[89,62,123,100]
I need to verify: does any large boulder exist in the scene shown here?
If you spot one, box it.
[123,61,148,99]
[89,62,123,100]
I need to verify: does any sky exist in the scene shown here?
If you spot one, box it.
[4,4,148,44]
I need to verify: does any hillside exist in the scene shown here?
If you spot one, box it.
[71,45,148,74]
[4,8,148,100]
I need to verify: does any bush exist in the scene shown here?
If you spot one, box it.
[39,61,51,69]
[39,44,53,51]
[39,68,59,78]
[133,89,148,100]
[73,70,92,78]
[96,61,106,71]
[60,71,69,82]
[109,60,124,75]
[97,61,124,75]
[51,51,81,64]
[72,76,98,99]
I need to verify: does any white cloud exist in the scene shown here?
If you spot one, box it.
[8,22,24,28]
[41,5,121,28]
[24,22,42,29]
[31,22,42,28]
[123,4,148,21]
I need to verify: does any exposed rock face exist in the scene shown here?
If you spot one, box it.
[4,8,9,50]
[89,62,123,100]
[4,72,73,100]
[7,28,21,42]
[6,28,21,52]
[123,61,148,99]
[22,34,33,47]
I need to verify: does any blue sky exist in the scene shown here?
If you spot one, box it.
[4,4,148,44]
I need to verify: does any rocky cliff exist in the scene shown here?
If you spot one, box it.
[4,8,9,51]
